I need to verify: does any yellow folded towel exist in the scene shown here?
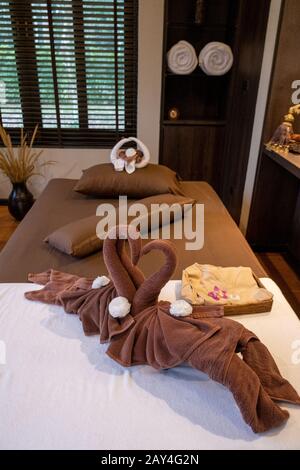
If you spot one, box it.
[181,263,273,306]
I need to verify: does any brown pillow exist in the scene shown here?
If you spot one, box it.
[44,215,102,258]
[44,194,195,257]
[133,193,195,234]
[73,163,183,198]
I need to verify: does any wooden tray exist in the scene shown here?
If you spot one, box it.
[224,274,273,316]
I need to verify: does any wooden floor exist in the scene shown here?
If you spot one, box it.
[0,205,18,251]
[0,205,299,316]
[256,252,300,318]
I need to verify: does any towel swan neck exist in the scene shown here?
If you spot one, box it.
[131,239,177,315]
[103,226,143,302]
[117,238,145,289]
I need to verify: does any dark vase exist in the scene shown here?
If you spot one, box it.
[8,182,34,221]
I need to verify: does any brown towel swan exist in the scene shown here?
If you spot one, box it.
[105,236,300,433]
[25,226,300,433]
[25,226,143,342]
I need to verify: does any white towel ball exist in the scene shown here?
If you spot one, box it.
[113,158,125,172]
[169,300,193,317]
[91,276,110,289]
[109,296,131,318]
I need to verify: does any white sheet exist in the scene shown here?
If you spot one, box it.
[0,279,299,450]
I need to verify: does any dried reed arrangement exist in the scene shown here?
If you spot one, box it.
[0,125,53,183]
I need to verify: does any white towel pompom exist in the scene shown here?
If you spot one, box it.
[91,276,110,289]
[109,296,131,318]
[169,300,193,317]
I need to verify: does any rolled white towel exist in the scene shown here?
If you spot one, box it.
[167,40,198,75]
[199,42,233,76]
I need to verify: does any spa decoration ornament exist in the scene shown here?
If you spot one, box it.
[168,107,180,121]
[110,137,150,174]
[199,42,233,76]
[267,104,300,152]
[167,41,198,75]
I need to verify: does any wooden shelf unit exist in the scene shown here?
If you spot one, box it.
[159,0,271,222]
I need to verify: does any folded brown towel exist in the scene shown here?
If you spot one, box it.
[25,229,144,341]
[25,269,134,342]
[25,225,300,434]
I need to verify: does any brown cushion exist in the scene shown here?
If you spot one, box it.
[73,163,183,198]
[44,215,102,258]
[44,194,195,257]
[134,194,195,234]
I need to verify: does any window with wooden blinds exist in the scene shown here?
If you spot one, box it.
[0,0,138,147]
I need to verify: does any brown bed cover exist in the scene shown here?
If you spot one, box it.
[0,179,265,282]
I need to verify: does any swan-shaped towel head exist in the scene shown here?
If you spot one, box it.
[110,137,150,173]
[131,239,178,316]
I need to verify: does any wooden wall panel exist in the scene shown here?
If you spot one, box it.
[161,125,225,189]
[160,0,271,223]
[219,0,271,222]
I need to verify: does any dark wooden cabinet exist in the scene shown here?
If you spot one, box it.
[159,0,271,222]
[247,0,300,263]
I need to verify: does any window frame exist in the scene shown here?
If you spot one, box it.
[0,0,138,148]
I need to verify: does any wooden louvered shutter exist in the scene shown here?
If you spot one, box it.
[0,0,138,147]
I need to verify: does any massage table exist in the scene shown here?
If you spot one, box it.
[0,179,265,282]
[0,278,299,450]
